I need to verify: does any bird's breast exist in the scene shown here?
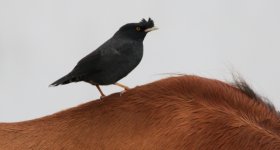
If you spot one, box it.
[122,43,143,65]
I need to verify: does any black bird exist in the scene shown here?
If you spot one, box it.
[50,18,157,97]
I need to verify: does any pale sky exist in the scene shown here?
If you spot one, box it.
[1,0,280,122]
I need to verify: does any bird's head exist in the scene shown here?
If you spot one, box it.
[115,18,158,41]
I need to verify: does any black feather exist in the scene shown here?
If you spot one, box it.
[50,74,71,86]
[139,18,154,29]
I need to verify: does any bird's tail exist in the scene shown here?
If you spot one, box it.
[49,74,75,87]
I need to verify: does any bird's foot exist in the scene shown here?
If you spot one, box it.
[119,88,130,96]
[120,90,126,96]
[100,95,106,99]
[96,85,106,100]
[124,87,130,91]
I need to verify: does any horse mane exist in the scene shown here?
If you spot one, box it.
[232,75,276,112]
[0,75,280,149]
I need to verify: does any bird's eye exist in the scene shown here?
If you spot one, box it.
[136,27,141,31]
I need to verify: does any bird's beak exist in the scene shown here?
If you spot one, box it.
[145,26,159,32]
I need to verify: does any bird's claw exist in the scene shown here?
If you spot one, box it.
[99,95,106,99]
[120,90,128,96]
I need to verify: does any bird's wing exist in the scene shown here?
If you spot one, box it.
[69,43,124,77]
[50,47,119,86]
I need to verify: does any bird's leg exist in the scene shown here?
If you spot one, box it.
[114,83,130,96]
[115,83,130,90]
[96,85,105,98]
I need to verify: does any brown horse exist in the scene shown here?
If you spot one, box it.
[0,75,280,149]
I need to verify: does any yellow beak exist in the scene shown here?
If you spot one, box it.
[145,26,159,32]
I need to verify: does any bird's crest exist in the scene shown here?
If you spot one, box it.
[139,18,154,29]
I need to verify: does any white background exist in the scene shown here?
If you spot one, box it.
[0,0,280,122]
